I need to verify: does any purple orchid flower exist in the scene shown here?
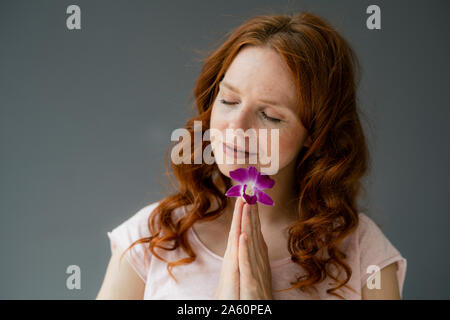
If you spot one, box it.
[225,166,275,206]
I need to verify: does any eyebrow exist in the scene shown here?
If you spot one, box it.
[220,80,289,109]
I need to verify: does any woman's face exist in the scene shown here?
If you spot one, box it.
[210,45,309,177]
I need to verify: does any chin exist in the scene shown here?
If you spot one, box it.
[216,163,251,178]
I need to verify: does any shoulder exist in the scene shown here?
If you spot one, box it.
[357,212,383,239]
[356,212,400,254]
[108,200,188,252]
[106,200,165,282]
[122,201,162,229]
[108,201,161,242]
[101,199,188,297]
[355,211,402,259]
[98,201,163,299]
[355,212,408,298]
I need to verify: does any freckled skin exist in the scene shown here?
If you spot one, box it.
[210,45,309,176]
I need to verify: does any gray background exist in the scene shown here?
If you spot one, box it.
[1,0,449,299]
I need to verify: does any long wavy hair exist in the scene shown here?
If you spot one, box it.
[121,11,370,299]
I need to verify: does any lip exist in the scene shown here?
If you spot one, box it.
[222,142,257,157]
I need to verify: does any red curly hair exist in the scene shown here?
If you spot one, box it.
[121,11,370,299]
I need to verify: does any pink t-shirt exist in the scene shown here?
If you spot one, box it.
[107,201,407,300]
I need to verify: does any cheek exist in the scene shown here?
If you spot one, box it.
[275,126,306,167]
[210,103,226,130]
[209,104,226,149]
[278,137,297,166]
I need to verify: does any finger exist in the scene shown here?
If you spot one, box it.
[238,232,252,280]
[251,204,261,247]
[242,203,258,266]
[252,204,268,254]
[228,197,244,251]
[241,203,252,237]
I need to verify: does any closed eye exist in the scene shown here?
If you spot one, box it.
[219,99,236,106]
[219,99,282,123]
[261,111,281,123]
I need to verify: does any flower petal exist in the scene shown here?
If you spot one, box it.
[256,173,275,189]
[229,168,249,184]
[256,189,274,206]
[248,166,258,182]
[242,193,257,205]
[225,184,243,197]
[242,184,257,204]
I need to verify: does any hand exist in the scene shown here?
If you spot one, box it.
[214,197,245,299]
[239,203,274,300]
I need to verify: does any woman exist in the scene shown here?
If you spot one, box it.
[97,11,407,300]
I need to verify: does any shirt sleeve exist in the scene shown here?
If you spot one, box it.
[107,201,161,282]
[358,213,407,298]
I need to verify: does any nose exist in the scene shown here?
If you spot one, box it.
[227,104,253,132]
[226,107,258,149]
